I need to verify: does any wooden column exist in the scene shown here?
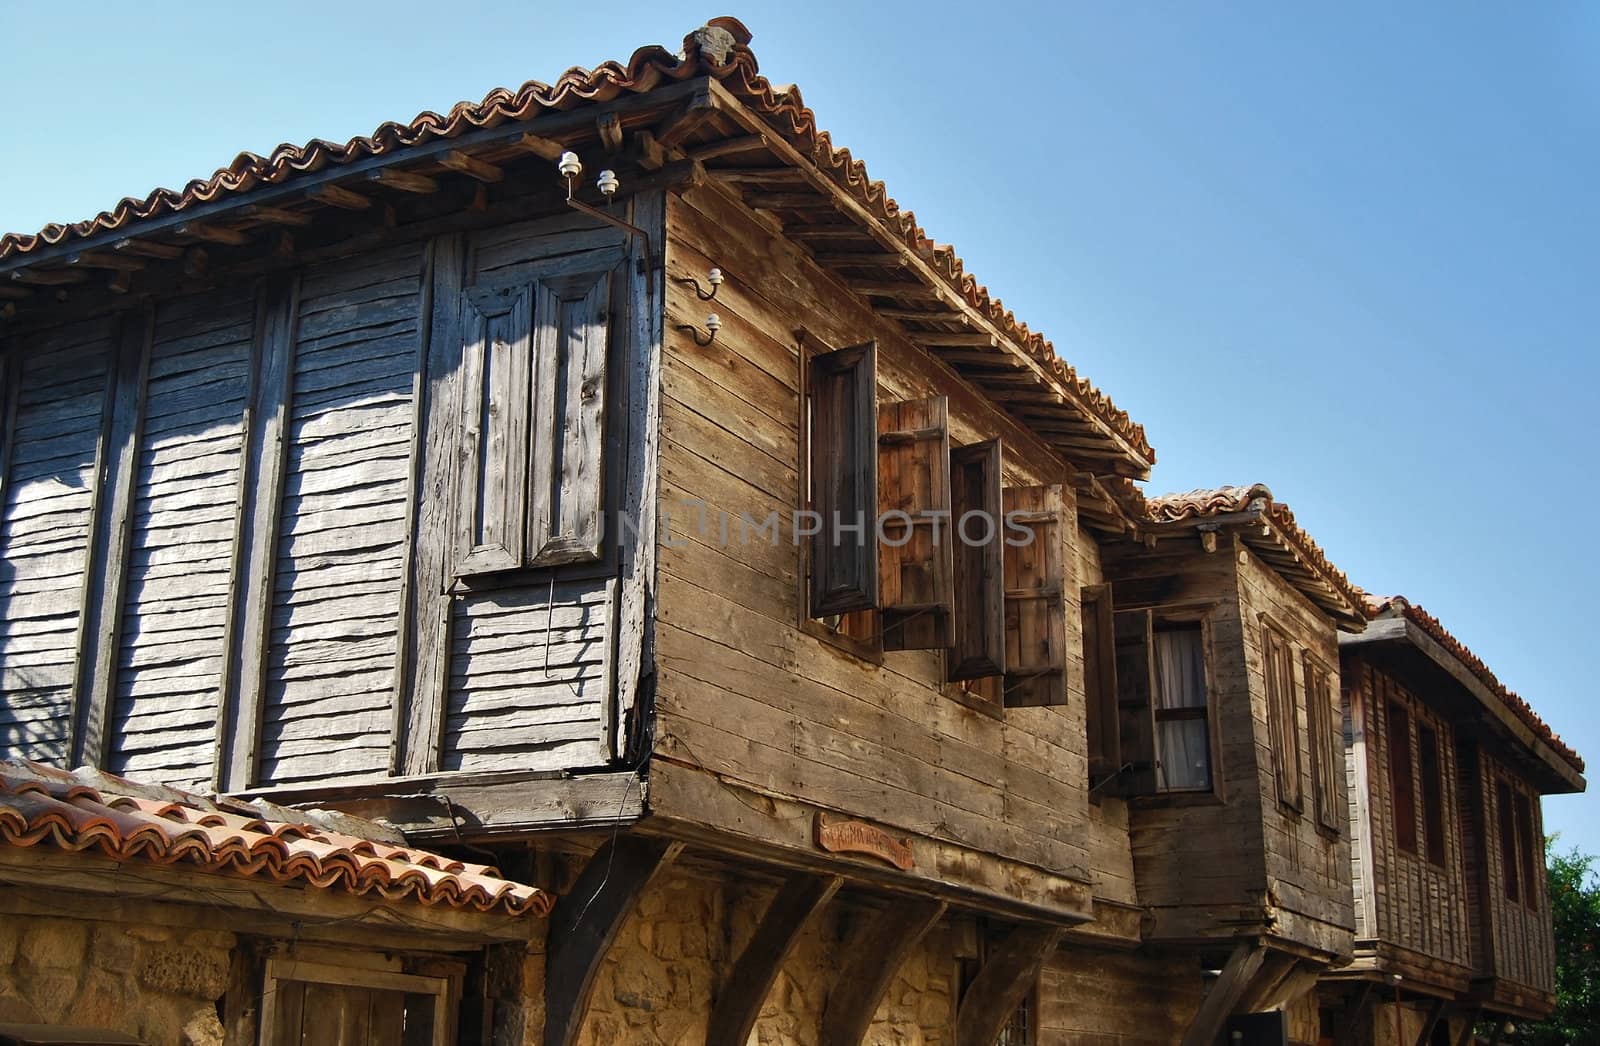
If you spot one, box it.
[70,307,153,767]
[1179,942,1267,1046]
[215,274,299,790]
[820,898,946,1046]
[544,836,682,1046]
[706,873,843,1046]
[954,924,1062,1046]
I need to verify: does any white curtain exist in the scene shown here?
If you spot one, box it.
[1154,629,1211,790]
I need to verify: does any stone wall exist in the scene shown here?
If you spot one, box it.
[0,915,230,1044]
[567,866,959,1046]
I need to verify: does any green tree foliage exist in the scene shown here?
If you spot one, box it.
[1519,841,1599,1045]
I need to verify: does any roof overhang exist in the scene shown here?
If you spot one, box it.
[1341,617,1585,794]
[0,20,1153,477]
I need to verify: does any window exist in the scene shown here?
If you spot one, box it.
[1388,701,1418,855]
[1304,654,1342,834]
[259,958,455,1045]
[1262,623,1303,811]
[805,339,878,617]
[998,985,1037,1046]
[1082,583,1119,793]
[454,258,621,577]
[1152,624,1212,792]
[948,439,1005,680]
[1497,779,1520,902]
[1514,790,1540,910]
[1417,723,1447,868]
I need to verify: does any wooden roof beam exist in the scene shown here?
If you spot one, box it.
[67,251,143,272]
[440,150,504,184]
[311,183,372,210]
[242,204,314,227]
[10,268,87,286]
[367,168,438,194]
[113,238,183,260]
[688,134,770,163]
[175,222,249,246]
[516,132,567,160]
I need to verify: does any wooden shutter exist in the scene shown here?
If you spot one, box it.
[456,283,533,575]
[947,439,1003,677]
[1082,583,1120,788]
[876,396,953,650]
[1306,655,1342,834]
[808,342,878,617]
[528,267,613,567]
[1113,608,1157,795]
[1263,624,1304,811]
[1001,485,1066,707]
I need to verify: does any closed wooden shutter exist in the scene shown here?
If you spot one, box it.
[456,283,533,575]
[947,439,1004,679]
[1263,624,1304,811]
[453,259,618,577]
[877,396,953,650]
[1082,583,1120,788]
[1001,485,1066,707]
[1113,608,1157,795]
[807,341,878,617]
[529,268,612,567]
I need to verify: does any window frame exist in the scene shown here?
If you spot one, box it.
[1150,617,1216,795]
[1496,777,1520,903]
[258,957,454,1046]
[1260,616,1305,814]
[1388,698,1419,856]
[1417,721,1448,869]
[1303,651,1342,836]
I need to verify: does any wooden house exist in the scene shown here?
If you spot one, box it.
[1323,597,1586,1045]
[0,17,1581,1046]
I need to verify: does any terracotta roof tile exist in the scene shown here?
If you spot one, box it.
[0,17,1151,467]
[1364,596,1584,774]
[1142,483,1365,624]
[0,760,553,918]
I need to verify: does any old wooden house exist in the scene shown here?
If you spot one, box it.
[1321,597,1586,1045]
[0,17,1582,1046]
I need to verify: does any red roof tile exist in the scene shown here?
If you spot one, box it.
[0,17,1152,468]
[0,761,553,918]
[1364,596,1584,774]
[1143,483,1366,624]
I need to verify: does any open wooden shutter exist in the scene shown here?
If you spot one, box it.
[877,396,953,650]
[456,283,533,576]
[808,341,878,617]
[528,266,614,567]
[1113,608,1157,795]
[1001,485,1066,707]
[1082,583,1121,788]
[947,439,1004,679]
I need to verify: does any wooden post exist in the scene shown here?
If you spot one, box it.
[706,873,843,1046]
[954,924,1062,1046]
[70,306,153,767]
[1452,1010,1481,1046]
[1413,998,1446,1046]
[215,274,299,790]
[820,898,946,1046]
[1179,942,1267,1046]
[544,836,682,1046]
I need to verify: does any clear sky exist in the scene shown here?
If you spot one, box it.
[2,3,1596,858]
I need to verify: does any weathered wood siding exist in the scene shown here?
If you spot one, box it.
[258,244,425,784]
[0,319,114,762]
[1234,549,1354,958]
[110,289,254,785]
[0,202,656,794]
[652,182,1095,910]
[1102,539,1269,942]
[1343,660,1472,981]
[1465,744,1555,997]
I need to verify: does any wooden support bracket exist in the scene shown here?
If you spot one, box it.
[1413,998,1447,1046]
[1332,981,1375,1046]
[820,899,946,1046]
[544,836,684,1046]
[706,873,843,1046]
[954,924,1063,1046]
[1179,942,1267,1046]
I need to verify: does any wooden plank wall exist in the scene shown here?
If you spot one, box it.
[0,205,651,793]
[0,318,115,762]
[256,243,425,784]
[1100,538,1268,939]
[654,181,1098,902]
[1038,947,1202,1044]
[1233,550,1353,957]
[1471,746,1556,994]
[1345,661,1471,977]
[109,287,255,786]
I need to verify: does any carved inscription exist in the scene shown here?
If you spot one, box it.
[814,812,914,870]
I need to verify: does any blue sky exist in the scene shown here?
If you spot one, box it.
[3,3,1596,858]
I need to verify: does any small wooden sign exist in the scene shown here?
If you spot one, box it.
[814,812,913,871]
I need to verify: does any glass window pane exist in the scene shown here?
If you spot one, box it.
[1157,719,1212,791]
[1153,629,1206,709]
